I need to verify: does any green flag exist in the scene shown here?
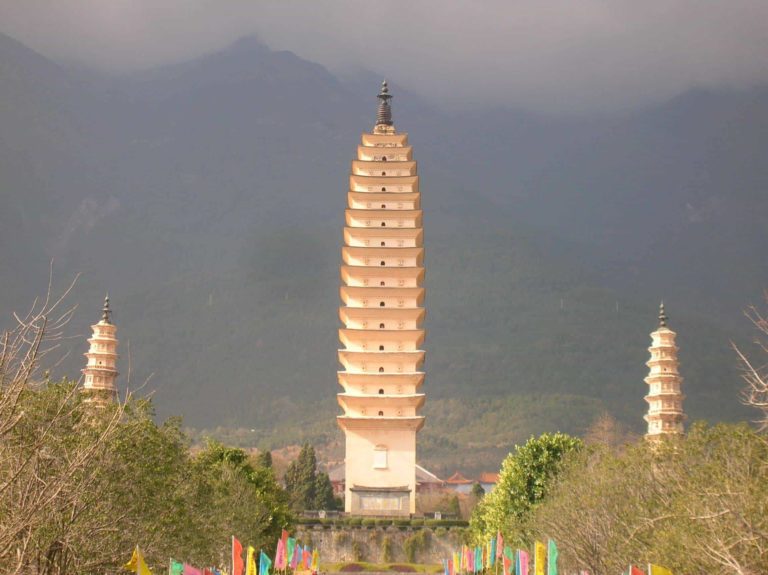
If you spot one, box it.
[170,559,184,575]
[287,538,296,566]
[547,540,558,575]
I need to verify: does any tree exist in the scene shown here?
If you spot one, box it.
[284,443,318,511]
[256,449,273,469]
[734,290,768,430]
[470,432,583,545]
[532,424,768,575]
[0,285,294,574]
[314,471,336,510]
[471,482,486,499]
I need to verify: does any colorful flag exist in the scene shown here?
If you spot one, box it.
[275,539,286,571]
[453,552,460,575]
[627,567,644,575]
[170,560,184,575]
[489,537,497,566]
[546,540,557,575]
[260,551,272,575]
[124,546,153,575]
[290,544,301,570]
[648,565,673,575]
[183,566,202,575]
[311,549,319,571]
[475,546,482,573]
[303,548,311,570]
[233,538,245,575]
[534,541,546,575]
[287,538,296,567]
[246,547,257,575]
[518,549,529,575]
[502,556,512,575]
[496,533,504,559]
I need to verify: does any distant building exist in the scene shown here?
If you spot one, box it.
[444,472,474,494]
[644,302,686,438]
[336,82,427,516]
[477,472,499,493]
[81,295,119,405]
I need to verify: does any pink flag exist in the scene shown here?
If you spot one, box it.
[290,544,300,569]
[183,565,202,575]
[275,538,286,570]
[519,550,529,575]
[496,532,504,558]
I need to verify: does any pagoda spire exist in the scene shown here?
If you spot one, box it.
[643,302,686,438]
[82,294,119,405]
[374,80,395,134]
[102,293,112,324]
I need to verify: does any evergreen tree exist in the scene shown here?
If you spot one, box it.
[256,450,273,469]
[314,471,336,510]
[284,443,318,510]
[471,482,486,499]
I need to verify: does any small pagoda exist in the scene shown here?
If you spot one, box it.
[336,82,426,516]
[81,295,119,405]
[644,303,686,438]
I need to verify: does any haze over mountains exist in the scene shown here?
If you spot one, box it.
[1,33,766,474]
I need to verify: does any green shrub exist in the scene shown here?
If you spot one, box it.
[348,517,363,527]
[410,518,425,527]
[361,518,376,528]
[375,518,392,527]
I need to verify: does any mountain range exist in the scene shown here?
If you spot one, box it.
[1,32,766,475]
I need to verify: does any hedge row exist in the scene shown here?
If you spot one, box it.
[296,517,468,529]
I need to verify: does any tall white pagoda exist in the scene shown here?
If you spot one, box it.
[81,295,119,405]
[644,302,686,438]
[337,82,426,516]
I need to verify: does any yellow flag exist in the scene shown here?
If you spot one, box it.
[649,565,673,575]
[124,546,153,575]
[246,546,258,575]
[311,549,319,571]
[534,541,546,575]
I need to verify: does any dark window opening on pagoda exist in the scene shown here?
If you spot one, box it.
[379,389,384,394]
[380,302,385,307]
[378,411,384,416]
[379,367,384,373]
[380,323,385,329]
[380,261,385,266]
[381,222,386,227]
[380,281,385,286]
[381,187,386,191]
[379,345,384,350]
[381,241,386,246]
[381,204,386,208]
[382,157,387,161]
[382,172,386,176]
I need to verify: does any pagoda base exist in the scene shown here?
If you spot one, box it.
[349,485,411,517]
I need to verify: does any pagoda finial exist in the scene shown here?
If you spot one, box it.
[102,293,112,324]
[658,301,667,327]
[376,80,393,127]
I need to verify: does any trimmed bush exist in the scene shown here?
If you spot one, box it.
[361,518,376,528]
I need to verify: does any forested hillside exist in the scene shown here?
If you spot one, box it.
[1,33,766,474]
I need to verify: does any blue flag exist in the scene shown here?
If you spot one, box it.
[259,550,272,575]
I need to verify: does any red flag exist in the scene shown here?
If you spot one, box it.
[629,567,644,575]
[502,556,512,575]
[203,570,214,575]
[496,532,504,559]
[303,548,311,569]
[233,536,244,575]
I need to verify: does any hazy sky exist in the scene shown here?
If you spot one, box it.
[1,1,767,113]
